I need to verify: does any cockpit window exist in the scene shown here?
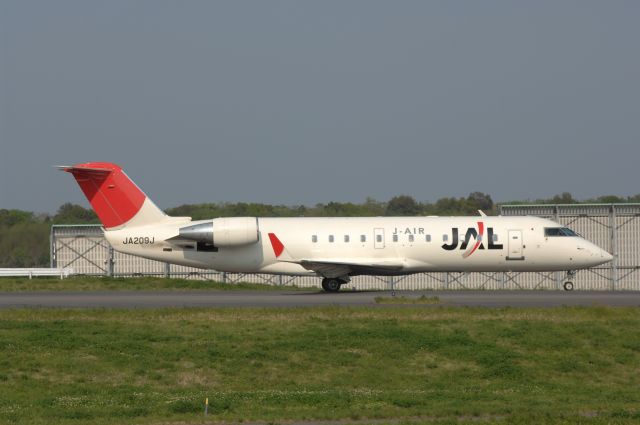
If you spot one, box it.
[545,227,578,237]
[545,228,561,237]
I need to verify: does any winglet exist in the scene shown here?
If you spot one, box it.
[267,232,296,262]
[268,233,284,257]
[478,210,487,217]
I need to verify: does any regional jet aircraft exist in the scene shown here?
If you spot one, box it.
[59,162,612,291]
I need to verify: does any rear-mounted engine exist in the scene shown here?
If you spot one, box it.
[178,217,259,247]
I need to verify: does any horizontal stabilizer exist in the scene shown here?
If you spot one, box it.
[56,165,114,173]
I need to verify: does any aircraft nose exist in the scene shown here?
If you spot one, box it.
[579,240,613,266]
[601,250,613,262]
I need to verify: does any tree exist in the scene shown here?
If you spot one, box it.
[386,195,421,216]
[596,195,625,204]
[0,209,34,227]
[551,192,575,204]
[53,203,98,224]
[467,192,494,212]
[363,197,386,216]
[432,197,469,215]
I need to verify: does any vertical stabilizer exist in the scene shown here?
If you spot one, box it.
[59,162,167,229]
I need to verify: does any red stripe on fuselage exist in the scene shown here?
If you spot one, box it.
[466,221,485,258]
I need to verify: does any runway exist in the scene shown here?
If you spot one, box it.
[1,290,640,308]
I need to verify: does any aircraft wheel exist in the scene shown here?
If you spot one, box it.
[321,278,342,292]
[563,281,574,291]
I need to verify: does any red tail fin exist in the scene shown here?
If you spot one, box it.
[60,162,147,229]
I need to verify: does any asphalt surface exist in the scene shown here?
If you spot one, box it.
[1,290,640,308]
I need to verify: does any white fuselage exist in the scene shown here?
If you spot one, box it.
[104,216,612,276]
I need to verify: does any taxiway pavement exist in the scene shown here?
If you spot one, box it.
[1,290,639,308]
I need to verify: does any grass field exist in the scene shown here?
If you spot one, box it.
[375,295,440,304]
[1,306,640,424]
[0,276,314,292]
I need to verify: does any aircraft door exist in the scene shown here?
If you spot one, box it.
[374,228,385,249]
[507,229,524,260]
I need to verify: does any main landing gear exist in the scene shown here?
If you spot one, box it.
[321,278,344,293]
[563,270,576,291]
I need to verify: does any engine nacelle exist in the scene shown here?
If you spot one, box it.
[178,217,259,247]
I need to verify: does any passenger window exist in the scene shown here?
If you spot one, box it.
[392,234,398,242]
[492,234,498,242]
[312,235,318,243]
[443,234,448,242]
[376,235,382,243]
[426,235,431,242]
[344,235,349,243]
[360,235,366,242]
[329,235,334,243]
[409,234,414,242]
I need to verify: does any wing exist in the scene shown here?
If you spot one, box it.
[298,259,404,278]
[266,232,405,278]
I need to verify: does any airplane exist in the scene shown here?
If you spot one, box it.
[59,162,613,292]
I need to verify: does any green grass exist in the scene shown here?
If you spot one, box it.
[0,276,314,292]
[375,295,440,304]
[1,307,640,424]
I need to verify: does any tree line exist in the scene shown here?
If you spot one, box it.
[2,192,639,267]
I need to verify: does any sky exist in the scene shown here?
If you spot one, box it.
[1,1,639,213]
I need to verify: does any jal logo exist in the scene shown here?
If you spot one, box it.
[442,221,503,258]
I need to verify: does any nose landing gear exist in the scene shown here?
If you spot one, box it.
[563,270,576,291]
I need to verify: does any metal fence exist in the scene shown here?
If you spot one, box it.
[0,268,74,279]
[50,203,640,290]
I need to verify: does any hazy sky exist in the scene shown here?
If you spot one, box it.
[1,1,639,213]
